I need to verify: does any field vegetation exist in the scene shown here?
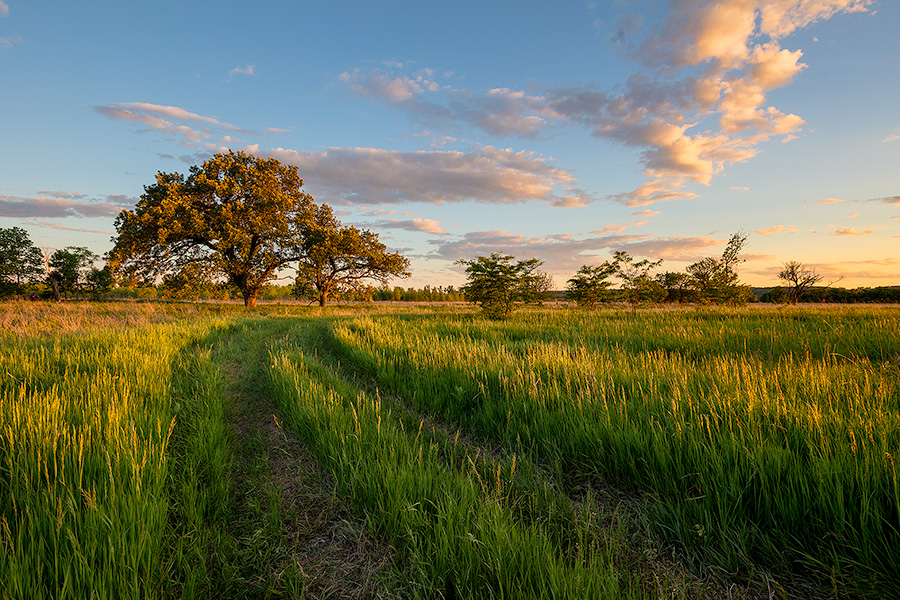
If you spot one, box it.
[1,301,897,598]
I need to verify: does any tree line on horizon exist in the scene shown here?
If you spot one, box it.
[1,151,898,308]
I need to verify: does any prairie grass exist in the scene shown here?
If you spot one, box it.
[324,305,900,597]
[3,301,897,598]
[268,322,673,599]
[0,301,244,598]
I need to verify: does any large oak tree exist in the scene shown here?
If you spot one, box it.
[110,151,315,307]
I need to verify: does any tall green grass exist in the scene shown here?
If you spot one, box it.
[324,306,900,597]
[268,322,675,599]
[0,306,235,598]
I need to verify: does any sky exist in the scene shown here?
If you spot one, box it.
[1,0,897,289]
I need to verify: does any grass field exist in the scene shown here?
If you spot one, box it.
[1,301,897,599]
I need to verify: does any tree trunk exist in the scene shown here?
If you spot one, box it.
[318,293,327,307]
[242,288,257,307]
[49,277,61,302]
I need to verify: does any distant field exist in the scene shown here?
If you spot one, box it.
[1,301,898,599]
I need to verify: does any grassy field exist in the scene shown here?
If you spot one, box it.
[1,301,897,598]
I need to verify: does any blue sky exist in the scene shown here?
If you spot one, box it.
[1,0,897,288]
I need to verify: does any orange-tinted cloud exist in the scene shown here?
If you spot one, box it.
[341,2,869,207]
[370,218,448,235]
[755,225,797,235]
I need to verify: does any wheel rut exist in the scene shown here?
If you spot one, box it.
[219,322,400,599]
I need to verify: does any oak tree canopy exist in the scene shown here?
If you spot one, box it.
[110,151,409,307]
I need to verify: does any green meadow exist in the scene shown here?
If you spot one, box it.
[1,301,898,599]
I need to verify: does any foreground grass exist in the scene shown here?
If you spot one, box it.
[268,322,665,599]
[0,306,230,598]
[324,305,900,597]
[2,301,897,598]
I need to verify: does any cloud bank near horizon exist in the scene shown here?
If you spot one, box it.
[0,192,134,219]
[424,229,729,278]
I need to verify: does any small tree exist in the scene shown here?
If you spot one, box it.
[293,204,410,307]
[686,232,752,305]
[0,227,44,298]
[48,247,98,300]
[777,261,823,304]
[614,251,664,313]
[566,262,617,309]
[457,253,546,319]
[86,265,115,299]
[521,271,555,305]
[655,271,693,303]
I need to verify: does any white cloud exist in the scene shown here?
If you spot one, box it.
[259,145,591,207]
[229,64,256,78]
[730,186,750,191]
[1,35,21,49]
[885,127,900,142]
[0,1,8,17]
[94,102,262,147]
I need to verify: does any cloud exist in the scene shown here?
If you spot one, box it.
[0,194,128,219]
[866,195,900,204]
[229,64,256,78]
[885,127,900,142]
[339,68,550,138]
[30,221,114,235]
[94,102,262,147]
[755,225,797,235]
[37,190,87,200]
[341,2,870,206]
[426,229,724,276]
[789,258,900,282]
[844,213,860,218]
[811,197,847,204]
[0,2,8,17]
[730,186,750,191]
[258,145,591,207]
[835,227,874,236]
[0,35,21,49]
[370,218,448,235]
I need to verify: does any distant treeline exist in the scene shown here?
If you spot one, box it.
[25,283,468,303]
[11,283,900,304]
[758,285,900,304]
[371,285,465,302]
